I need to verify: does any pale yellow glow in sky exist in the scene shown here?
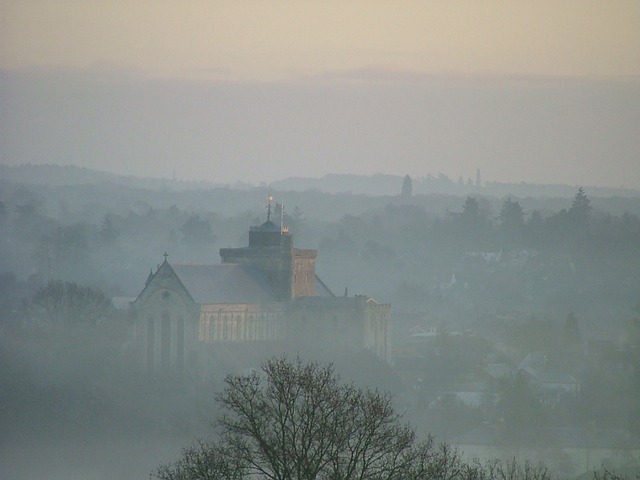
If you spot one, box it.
[1,0,639,81]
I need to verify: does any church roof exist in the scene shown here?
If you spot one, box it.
[171,264,276,304]
[314,274,335,297]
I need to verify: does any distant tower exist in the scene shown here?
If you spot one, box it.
[475,168,482,187]
[401,174,413,200]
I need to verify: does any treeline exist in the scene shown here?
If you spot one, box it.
[315,188,640,322]
[1,184,639,316]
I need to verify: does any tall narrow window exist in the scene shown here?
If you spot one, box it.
[232,316,238,340]
[177,317,185,372]
[374,317,379,351]
[213,317,219,341]
[146,316,155,372]
[161,311,170,370]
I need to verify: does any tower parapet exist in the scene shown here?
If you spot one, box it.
[220,199,316,301]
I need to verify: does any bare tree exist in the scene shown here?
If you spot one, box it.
[494,458,549,480]
[216,357,429,480]
[154,440,246,480]
[593,465,640,480]
[155,356,437,480]
[154,356,554,480]
[33,280,114,326]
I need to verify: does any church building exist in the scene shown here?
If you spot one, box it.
[130,201,392,375]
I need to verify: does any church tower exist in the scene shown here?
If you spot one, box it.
[219,197,317,301]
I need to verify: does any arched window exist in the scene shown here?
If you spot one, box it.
[248,315,254,340]
[161,311,170,370]
[146,316,155,372]
[177,317,185,372]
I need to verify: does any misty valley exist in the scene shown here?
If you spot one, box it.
[1,167,640,479]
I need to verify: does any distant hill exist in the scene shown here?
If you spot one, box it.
[2,164,638,201]
[0,164,228,191]
[272,173,640,198]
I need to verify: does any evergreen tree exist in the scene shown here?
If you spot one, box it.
[568,187,591,224]
[499,197,525,230]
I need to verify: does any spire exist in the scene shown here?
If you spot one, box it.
[163,252,169,262]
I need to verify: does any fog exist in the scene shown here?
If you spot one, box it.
[2,68,639,189]
[1,167,639,478]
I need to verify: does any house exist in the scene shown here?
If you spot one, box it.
[518,352,580,401]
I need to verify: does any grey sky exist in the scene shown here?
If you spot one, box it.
[1,1,639,187]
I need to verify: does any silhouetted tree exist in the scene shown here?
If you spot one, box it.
[459,197,492,240]
[568,186,592,228]
[499,197,524,230]
[593,465,640,480]
[286,205,305,237]
[154,440,247,480]
[492,458,550,480]
[499,197,525,247]
[615,212,640,251]
[99,213,120,244]
[33,280,114,326]
[154,358,554,480]
[181,215,216,246]
[570,186,591,214]
[155,357,456,480]
[562,311,581,346]
[36,222,91,280]
[462,196,480,219]
[497,372,545,437]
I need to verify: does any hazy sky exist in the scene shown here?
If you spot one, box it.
[2,1,639,80]
[1,1,639,187]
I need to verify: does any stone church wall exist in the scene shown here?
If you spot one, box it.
[199,303,286,343]
[291,250,317,297]
[131,287,200,374]
[286,296,392,363]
